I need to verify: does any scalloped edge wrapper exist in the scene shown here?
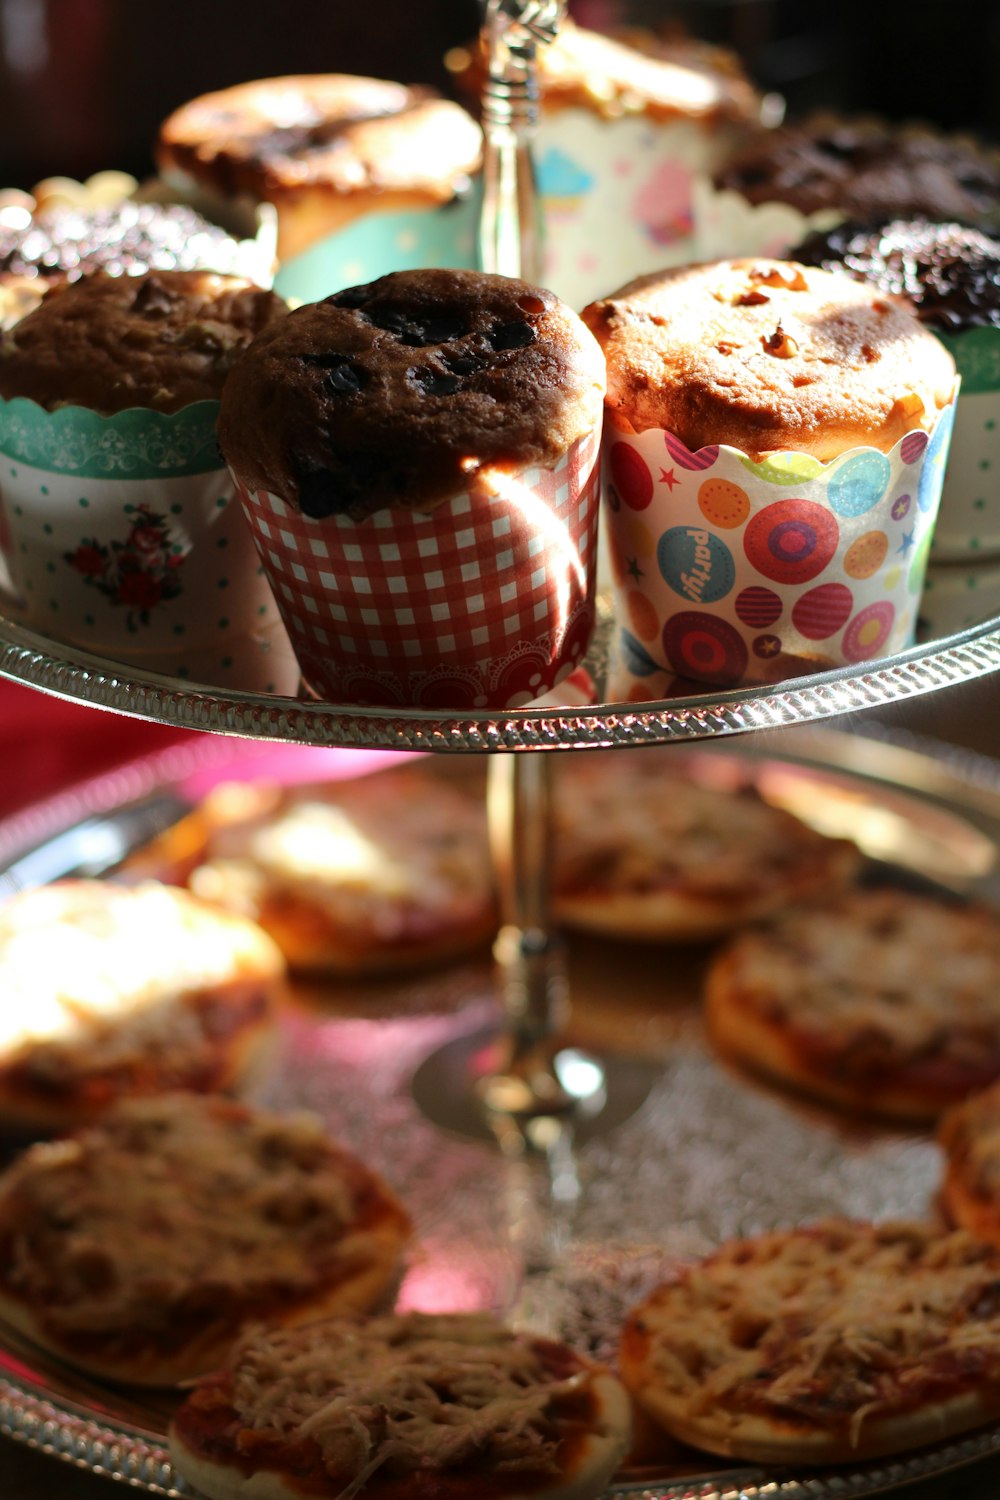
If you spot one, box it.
[232,428,601,711]
[0,395,299,692]
[602,402,956,699]
[691,175,844,260]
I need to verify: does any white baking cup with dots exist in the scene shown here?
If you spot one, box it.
[931,326,1000,561]
[601,404,956,698]
[0,395,299,692]
[233,428,601,710]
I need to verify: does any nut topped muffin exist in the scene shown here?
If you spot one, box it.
[582,258,957,458]
[157,75,482,262]
[219,267,606,522]
[0,269,287,414]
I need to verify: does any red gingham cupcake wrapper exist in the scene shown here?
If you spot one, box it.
[234,427,601,710]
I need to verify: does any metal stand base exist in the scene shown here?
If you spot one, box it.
[411,1024,658,1148]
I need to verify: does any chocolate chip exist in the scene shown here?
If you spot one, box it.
[369,307,466,346]
[326,285,370,309]
[409,366,461,395]
[299,351,364,394]
[441,349,487,377]
[131,276,177,317]
[296,466,341,519]
[487,320,536,350]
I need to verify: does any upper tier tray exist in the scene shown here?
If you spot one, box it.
[2,601,1000,753]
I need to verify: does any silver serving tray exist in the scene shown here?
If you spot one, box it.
[4,725,1000,1499]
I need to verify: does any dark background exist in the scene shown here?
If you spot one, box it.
[0,0,989,192]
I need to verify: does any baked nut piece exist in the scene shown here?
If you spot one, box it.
[939,1082,1000,1245]
[170,1310,631,1500]
[0,268,286,413]
[581,258,957,458]
[793,219,1000,335]
[0,1093,411,1385]
[130,768,496,976]
[156,74,482,262]
[0,879,283,1133]
[552,750,858,941]
[219,266,606,522]
[620,1219,1000,1465]
[713,116,1000,224]
[705,886,1000,1121]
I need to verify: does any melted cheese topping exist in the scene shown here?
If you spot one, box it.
[719,888,1000,1064]
[188,773,492,943]
[201,1312,589,1497]
[0,879,282,1059]
[554,752,850,899]
[629,1221,1000,1442]
[0,1094,400,1341]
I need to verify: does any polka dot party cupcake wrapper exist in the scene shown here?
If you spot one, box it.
[932,327,1000,561]
[917,555,1000,641]
[602,407,956,696]
[233,428,601,710]
[536,114,727,311]
[0,395,299,691]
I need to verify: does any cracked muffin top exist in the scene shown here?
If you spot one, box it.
[0,269,288,415]
[218,267,606,522]
[581,258,956,459]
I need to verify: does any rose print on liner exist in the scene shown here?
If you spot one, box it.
[66,504,185,631]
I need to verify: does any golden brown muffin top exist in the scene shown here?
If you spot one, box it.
[448,19,761,125]
[581,259,957,460]
[0,270,288,415]
[157,74,482,203]
[218,267,606,522]
[714,114,1000,223]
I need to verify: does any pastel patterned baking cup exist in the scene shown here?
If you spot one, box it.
[0,396,298,690]
[691,175,843,261]
[602,405,956,696]
[918,555,1000,641]
[931,326,1000,560]
[273,191,480,306]
[233,428,601,710]
[536,113,732,311]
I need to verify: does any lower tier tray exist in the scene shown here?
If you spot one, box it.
[3,725,1000,1498]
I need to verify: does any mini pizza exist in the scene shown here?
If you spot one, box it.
[939,1082,1000,1246]
[0,1092,412,1385]
[169,1310,631,1500]
[130,768,496,975]
[552,750,858,942]
[620,1218,1000,1465]
[705,886,1000,1121]
[0,879,284,1132]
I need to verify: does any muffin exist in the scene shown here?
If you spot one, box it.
[0,270,300,690]
[582,259,958,690]
[219,266,606,708]
[156,74,483,297]
[794,220,1000,563]
[696,113,1000,260]
[449,18,770,310]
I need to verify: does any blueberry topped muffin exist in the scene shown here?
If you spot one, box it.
[218,267,606,521]
[0,269,287,414]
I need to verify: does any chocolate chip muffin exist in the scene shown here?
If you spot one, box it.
[582,258,956,458]
[713,115,1000,225]
[157,75,482,263]
[0,269,287,414]
[219,267,606,709]
[219,267,606,522]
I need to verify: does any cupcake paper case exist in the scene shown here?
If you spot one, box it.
[218,268,606,710]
